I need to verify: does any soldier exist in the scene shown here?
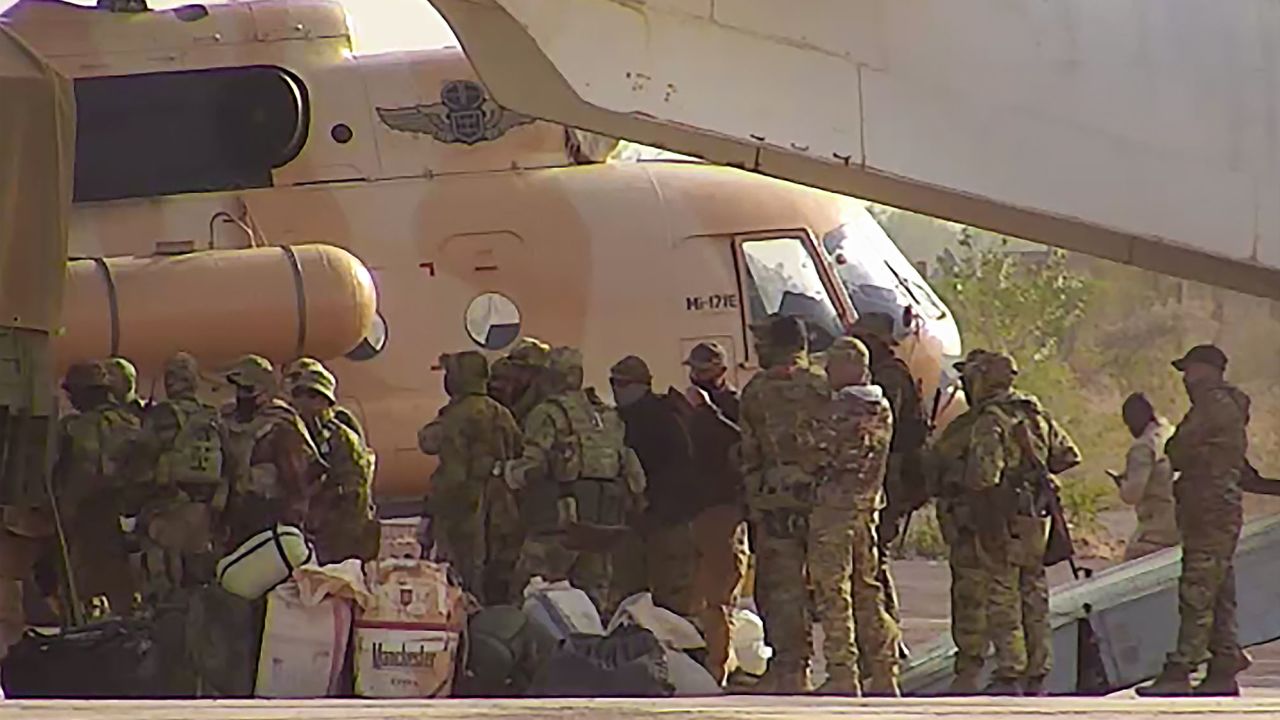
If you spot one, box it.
[104,356,146,421]
[221,355,324,547]
[960,350,1080,695]
[1113,392,1178,561]
[738,315,828,693]
[283,357,366,442]
[504,346,645,613]
[487,338,551,420]
[850,312,929,662]
[809,337,900,695]
[609,355,698,615]
[292,362,379,565]
[53,361,141,617]
[684,341,740,422]
[419,351,521,602]
[927,350,990,693]
[133,352,228,597]
[683,342,749,685]
[1138,345,1251,696]
[484,338,552,598]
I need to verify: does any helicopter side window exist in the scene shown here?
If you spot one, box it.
[738,236,843,354]
[72,66,309,203]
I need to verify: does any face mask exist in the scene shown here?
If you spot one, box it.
[691,375,721,393]
[612,382,647,407]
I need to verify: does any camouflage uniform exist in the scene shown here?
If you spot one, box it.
[221,355,323,547]
[961,352,1080,693]
[419,351,521,602]
[851,312,928,660]
[283,357,365,442]
[104,356,147,422]
[54,362,141,616]
[484,338,551,601]
[506,347,645,613]
[929,401,986,690]
[809,337,899,695]
[1141,345,1250,696]
[134,352,229,596]
[295,364,379,565]
[739,317,828,692]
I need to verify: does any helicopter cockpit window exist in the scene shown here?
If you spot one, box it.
[72,66,309,203]
[822,221,949,322]
[465,292,522,351]
[739,237,843,353]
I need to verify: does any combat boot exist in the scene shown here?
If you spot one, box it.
[947,668,984,696]
[814,664,861,696]
[983,677,1023,696]
[1135,663,1192,697]
[751,663,812,695]
[1021,675,1047,697]
[1194,654,1251,697]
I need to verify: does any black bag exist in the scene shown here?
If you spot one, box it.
[185,585,265,697]
[526,625,673,698]
[2,617,165,698]
[456,605,558,698]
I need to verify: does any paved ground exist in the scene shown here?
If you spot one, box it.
[890,506,1280,693]
[7,697,1280,719]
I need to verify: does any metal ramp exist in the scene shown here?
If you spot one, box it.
[901,514,1280,696]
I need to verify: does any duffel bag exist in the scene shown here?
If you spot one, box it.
[216,524,314,600]
[1,617,163,698]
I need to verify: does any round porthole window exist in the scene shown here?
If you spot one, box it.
[465,292,521,351]
[345,311,388,361]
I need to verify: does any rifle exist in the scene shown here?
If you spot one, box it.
[1011,421,1089,581]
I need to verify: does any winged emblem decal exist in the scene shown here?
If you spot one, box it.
[376,79,536,145]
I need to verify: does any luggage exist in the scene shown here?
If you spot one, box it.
[1,617,164,698]
[521,577,603,641]
[664,647,723,696]
[255,580,352,698]
[607,592,705,651]
[457,605,557,698]
[187,585,266,697]
[354,559,464,698]
[216,524,314,600]
[526,625,673,698]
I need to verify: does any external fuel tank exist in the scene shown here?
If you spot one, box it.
[56,244,377,372]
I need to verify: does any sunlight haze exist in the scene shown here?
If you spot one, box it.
[0,0,459,54]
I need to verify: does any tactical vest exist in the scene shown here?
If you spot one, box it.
[158,400,225,504]
[525,393,641,533]
[223,404,308,500]
[81,408,139,488]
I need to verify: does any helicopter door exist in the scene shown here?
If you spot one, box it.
[732,231,852,368]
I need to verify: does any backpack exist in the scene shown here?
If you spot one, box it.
[164,401,225,499]
[546,395,634,531]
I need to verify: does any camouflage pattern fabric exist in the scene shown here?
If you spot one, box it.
[1165,380,1250,670]
[424,351,522,602]
[963,376,1080,683]
[738,350,828,673]
[307,407,379,564]
[221,397,322,546]
[809,377,898,687]
[55,400,142,615]
[926,399,986,683]
[509,346,632,611]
